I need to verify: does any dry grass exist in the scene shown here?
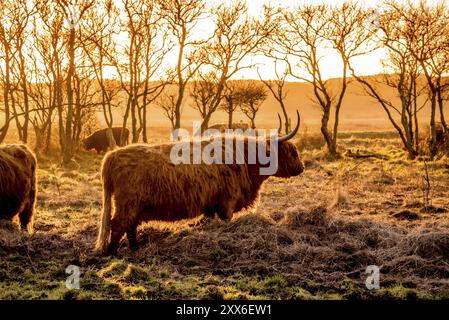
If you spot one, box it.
[1,132,449,300]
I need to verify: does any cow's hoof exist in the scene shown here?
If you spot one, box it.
[106,245,118,256]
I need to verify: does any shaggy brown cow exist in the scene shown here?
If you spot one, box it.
[435,122,448,149]
[83,127,130,153]
[0,144,37,232]
[96,112,303,254]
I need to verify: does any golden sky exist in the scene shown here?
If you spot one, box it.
[200,0,388,80]
[113,0,434,81]
[205,0,439,80]
[7,0,439,83]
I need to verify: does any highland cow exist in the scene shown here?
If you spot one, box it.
[0,144,37,232]
[96,112,303,255]
[83,127,130,153]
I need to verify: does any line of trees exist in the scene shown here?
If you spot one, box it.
[349,1,449,159]
[0,0,448,163]
[266,0,449,159]
[191,78,267,130]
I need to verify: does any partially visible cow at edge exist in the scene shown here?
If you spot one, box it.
[96,112,304,255]
[82,127,130,153]
[0,144,37,232]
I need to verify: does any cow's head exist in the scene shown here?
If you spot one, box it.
[82,137,93,151]
[271,111,304,178]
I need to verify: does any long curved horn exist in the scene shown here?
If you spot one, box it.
[277,113,282,134]
[276,110,300,143]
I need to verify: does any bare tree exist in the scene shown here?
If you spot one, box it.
[190,73,218,123]
[154,87,179,130]
[351,0,449,159]
[349,4,427,159]
[258,62,290,134]
[158,0,206,131]
[239,81,267,129]
[104,0,170,144]
[55,0,94,163]
[275,2,373,157]
[220,80,245,128]
[388,0,449,156]
[195,1,275,131]
[0,1,18,142]
[8,0,35,143]
[28,40,57,154]
[32,1,67,154]
[82,0,120,149]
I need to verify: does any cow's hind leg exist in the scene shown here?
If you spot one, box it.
[107,205,139,255]
[127,223,139,251]
[108,216,128,255]
[107,218,124,255]
[19,187,36,233]
[19,204,33,233]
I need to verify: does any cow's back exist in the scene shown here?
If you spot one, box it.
[103,143,253,221]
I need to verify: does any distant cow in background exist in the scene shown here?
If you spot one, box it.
[0,144,37,232]
[435,122,448,148]
[83,127,130,153]
[209,123,250,133]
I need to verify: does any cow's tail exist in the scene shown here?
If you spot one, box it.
[95,153,114,254]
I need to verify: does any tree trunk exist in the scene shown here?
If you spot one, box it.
[228,110,233,128]
[131,98,139,143]
[121,96,132,145]
[106,127,117,150]
[429,93,437,158]
[45,115,53,154]
[0,48,11,143]
[201,113,212,132]
[321,107,337,156]
[63,27,76,164]
[279,100,289,134]
[19,47,29,143]
[174,89,184,130]
[142,95,148,144]
[413,82,420,153]
[437,88,449,154]
[34,126,45,155]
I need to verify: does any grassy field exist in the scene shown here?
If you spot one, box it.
[1,132,449,300]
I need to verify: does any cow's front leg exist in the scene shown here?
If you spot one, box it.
[19,202,34,233]
[127,224,139,251]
